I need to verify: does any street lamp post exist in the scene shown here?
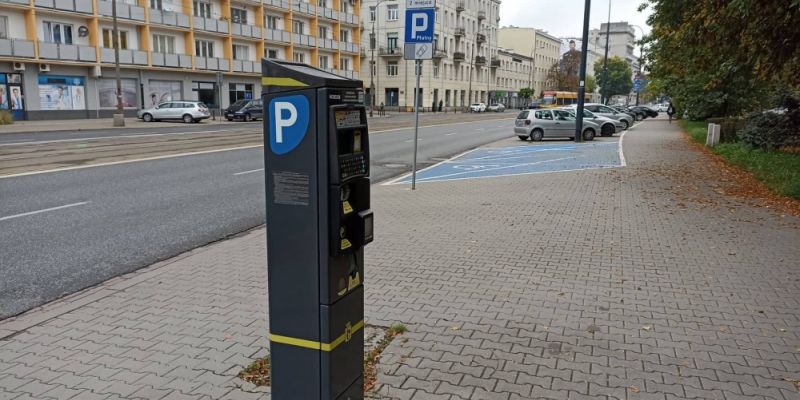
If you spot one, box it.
[111,0,124,127]
[600,0,611,105]
[630,24,645,106]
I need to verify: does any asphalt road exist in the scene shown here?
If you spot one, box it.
[0,117,515,319]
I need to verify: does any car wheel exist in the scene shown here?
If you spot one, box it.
[142,113,153,122]
[636,114,643,121]
[530,129,544,141]
[583,128,595,141]
[226,118,233,121]
[245,113,252,122]
[517,135,528,141]
[183,114,193,123]
[621,119,630,130]
[601,124,614,137]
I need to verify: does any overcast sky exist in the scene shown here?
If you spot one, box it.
[498,0,653,39]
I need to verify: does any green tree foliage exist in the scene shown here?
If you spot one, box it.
[641,0,800,119]
[585,75,597,94]
[518,87,534,101]
[594,56,633,100]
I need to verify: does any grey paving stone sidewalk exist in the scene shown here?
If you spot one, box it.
[1,121,799,400]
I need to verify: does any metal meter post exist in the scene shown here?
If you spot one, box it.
[261,59,374,400]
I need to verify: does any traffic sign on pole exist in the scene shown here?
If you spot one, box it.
[404,8,435,44]
[633,79,642,93]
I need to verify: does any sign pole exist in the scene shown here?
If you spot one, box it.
[574,0,591,143]
[411,59,421,190]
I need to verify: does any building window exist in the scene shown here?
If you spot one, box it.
[229,83,254,103]
[387,32,398,49]
[340,58,350,70]
[293,51,304,62]
[152,34,175,53]
[318,26,328,39]
[292,20,304,34]
[317,0,327,6]
[433,65,439,78]
[266,15,278,30]
[387,61,398,76]
[192,81,217,108]
[102,29,128,49]
[386,4,398,21]
[232,44,248,60]
[43,22,73,44]
[193,0,210,17]
[340,29,349,43]
[340,1,348,13]
[266,48,278,58]
[231,7,247,24]
[150,0,162,10]
[195,39,214,57]
[319,55,328,69]
[369,6,375,22]
[0,16,7,39]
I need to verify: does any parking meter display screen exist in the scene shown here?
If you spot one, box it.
[335,110,363,129]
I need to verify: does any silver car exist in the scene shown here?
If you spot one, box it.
[563,108,622,137]
[138,101,211,123]
[514,109,598,141]
[572,103,634,130]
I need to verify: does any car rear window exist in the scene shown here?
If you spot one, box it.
[516,111,529,119]
[197,103,207,109]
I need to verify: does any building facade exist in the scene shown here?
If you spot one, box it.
[492,48,530,109]
[361,0,500,111]
[496,26,560,98]
[589,21,637,69]
[0,0,361,120]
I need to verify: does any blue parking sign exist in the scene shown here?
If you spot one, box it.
[404,8,435,43]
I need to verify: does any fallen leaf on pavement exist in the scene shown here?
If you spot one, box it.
[641,325,652,331]
[628,385,640,393]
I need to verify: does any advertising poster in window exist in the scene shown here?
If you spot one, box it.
[147,80,182,108]
[38,76,86,110]
[0,74,7,110]
[98,78,138,108]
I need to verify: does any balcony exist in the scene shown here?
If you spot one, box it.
[38,42,97,62]
[432,48,446,59]
[194,56,229,70]
[378,46,401,57]
[292,0,313,14]
[339,41,358,54]
[335,70,358,80]
[263,0,289,9]
[0,0,30,5]
[454,27,465,37]
[151,52,192,68]
[149,9,191,28]
[338,11,358,25]
[490,57,500,68]
[455,1,464,12]
[264,28,290,42]
[193,17,229,33]
[100,48,148,65]
[318,38,337,50]
[453,51,465,62]
[232,59,258,73]
[474,55,486,65]
[35,0,93,13]
[476,33,486,43]
[292,33,316,47]
[477,10,485,20]
[98,1,146,21]
[317,6,338,20]
[232,23,262,39]
[0,39,36,58]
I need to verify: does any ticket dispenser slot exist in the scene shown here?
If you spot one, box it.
[262,59,372,400]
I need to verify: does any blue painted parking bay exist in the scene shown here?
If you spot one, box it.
[390,142,624,184]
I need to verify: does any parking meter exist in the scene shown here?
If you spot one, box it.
[261,59,373,400]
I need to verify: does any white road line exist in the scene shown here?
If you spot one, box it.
[414,156,577,182]
[444,132,459,136]
[0,145,263,179]
[380,148,482,185]
[233,168,264,176]
[618,128,628,167]
[0,130,243,147]
[404,139,424,143]
[0,201,90,222]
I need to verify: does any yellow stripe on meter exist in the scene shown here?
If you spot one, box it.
[261,77,309,87]
[269,320,365,352]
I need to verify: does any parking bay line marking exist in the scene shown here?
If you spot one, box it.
[0,201,90,222]
[233,168,264,176]
[415,156,578,182]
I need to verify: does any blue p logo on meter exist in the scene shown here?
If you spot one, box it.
[404,8,435,43]
[269,95,310,155]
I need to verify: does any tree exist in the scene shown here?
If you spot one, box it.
[545,62,579,92]
[640,0,800,119]
[594,56,633,102]
[585,75,597,94]
[518,87,534,102]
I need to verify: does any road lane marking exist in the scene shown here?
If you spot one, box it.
[618,127,629,167]
[0,201,90,222]
[0,130,248,147]
[0,145,263,179]
[233,168,264,176]
[445,132,458,136]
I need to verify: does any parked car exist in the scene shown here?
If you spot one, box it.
[527,101,541,109]
[628,106,659,120]
[138,101,211,123]
[562,108,621,137]
[568,103,634,130]
[487,103,506,112]
[470,102,487,112]
[225,98,263,121]
[609,105,637,119]
[514,109,597,141]
[654,103,669,112]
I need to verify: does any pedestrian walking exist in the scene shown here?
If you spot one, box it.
[667,102,675,124]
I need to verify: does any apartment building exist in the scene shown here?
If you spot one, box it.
[0,0,361,120]
[493,48,532,109]
[497,26,560,98]
[361,0,500,110]
[589,21,637,69]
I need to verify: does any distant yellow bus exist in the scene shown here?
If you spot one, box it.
[540,91,591,107]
